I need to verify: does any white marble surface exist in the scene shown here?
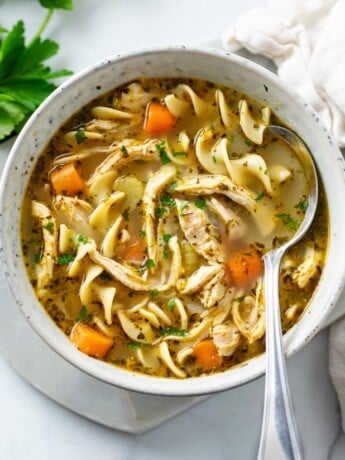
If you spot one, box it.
[1,0,345,458]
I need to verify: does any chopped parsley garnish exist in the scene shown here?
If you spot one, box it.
[150,289,160,298]
[127,342,141,349]
[234,296,245,302]
[76,305,88,322]
[195,197,206,209]
[139,229,146,239]
[154,207,167,219]
[163,233,171,243]
[167,298,176,311]
[245,140,252,147]
[160,195,176,209]
[34,253,42,264]
[77,234,89,244]
[136,258,155,273]
[295,198,308,213]
[155,140,171,164]
[75,126,87,144]
[121,145,129,157]
[122,208,130,221]
[255,191,265,201]
[43,221,54,231]
[264,83,269,92]
[212,155,217,163]
[275,213,299,230]
[159,326,188,337]
[173,151,187,157]
[100,271,112,281]
[168,180,178,192]
[57,253,75,265]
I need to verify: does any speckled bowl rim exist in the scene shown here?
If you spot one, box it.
[1,45,345,396]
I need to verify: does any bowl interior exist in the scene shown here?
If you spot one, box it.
[1,47,345,396]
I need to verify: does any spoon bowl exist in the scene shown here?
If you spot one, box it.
[258,125,319,460]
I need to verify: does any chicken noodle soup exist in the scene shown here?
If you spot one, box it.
[21,78,328,378]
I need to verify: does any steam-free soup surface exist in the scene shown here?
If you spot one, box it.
[21,78,328,378]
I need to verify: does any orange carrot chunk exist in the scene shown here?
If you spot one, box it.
[143,102,176,135]
[123,238,146,265]
[70,323,113,359]
[225,248,264,287]
[193,340,223,370]
[50,162,85,196]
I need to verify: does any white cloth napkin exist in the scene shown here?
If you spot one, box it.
[223,0,345,431]
[222,0,345,148]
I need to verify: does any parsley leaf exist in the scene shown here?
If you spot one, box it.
[195,197,206,209]
[0,6,73,142]
[121,144,129,157]
[34,253,42,264]
[168,180,178,192]
[275,213,299,231]
[163,233,171,243]
[139,229,146,239]
[150,289,160,298]
[255,191,265,201]
[295,198,308,213]
[75,126,86,144]
[43,221,54,231]
[159,327,189,337]
[77,234,89,244]
[136,258,155,273]
[160,195,176,209]
[57,253,75,265]
[173,151,187,157]
[76,305,87,322]
[167,298,176,311]
[127,342,141,349]
[155,140,171,164]
[154,207,167,219]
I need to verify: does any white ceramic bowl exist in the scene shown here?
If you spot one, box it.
[1,46,345,396]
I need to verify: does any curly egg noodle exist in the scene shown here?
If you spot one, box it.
[21,78,328,378]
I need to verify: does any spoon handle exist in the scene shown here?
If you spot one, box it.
[257,250,303,460]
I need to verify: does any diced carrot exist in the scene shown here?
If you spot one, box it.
[225,248,263,287]
[123,238,146,265]
[50,162,85,196]
[193,340,223,370]
[143,102,176,135]
[70,323,113,358]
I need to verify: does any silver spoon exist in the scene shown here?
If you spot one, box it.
[257,125,318,460]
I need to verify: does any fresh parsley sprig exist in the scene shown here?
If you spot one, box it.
[0,0,74,142]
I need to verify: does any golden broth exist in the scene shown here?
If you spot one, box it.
[21,78,328,378]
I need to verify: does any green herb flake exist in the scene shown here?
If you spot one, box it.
[167,298,176,311]
[263,83,269,92]
[159,326,188,337]
[195,197,206,209]
[160,195,176,209]
[245,140,252,147]
[43,221,54,231]
[168,180,178,192]
[34,253,42,264]
[76,305,88,322]
[234,296,245,302]
[121,145,129,157]
[57,253,75,265]
[154,207,167,219]
[163,233,171,243]
[136,258,155,273]
[77,234,89,244]
[150,289,160,298]
[211,155,217,163]
[173,151,187,157]
[295,198,308,213]
[255,191,265,201]
[275,213,299,231]
[155,140,171,164]
[127,342,141,349]
[75,126,87,144]
[139,229,146,239]
[122,208,130,221]
[100,272,112,281]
